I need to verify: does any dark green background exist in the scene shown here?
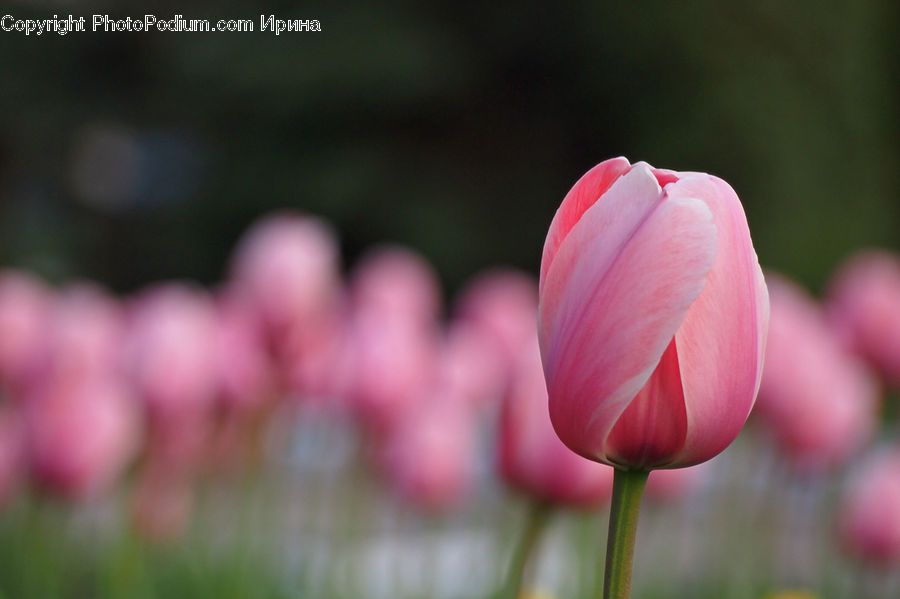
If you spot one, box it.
[1,1,897,296]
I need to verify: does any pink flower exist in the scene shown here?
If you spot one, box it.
[348,307,439,433]
[826,250,900,387]
[36,284,124,386]
[499,338,613,507]
[756,275,878,472]
[454,270,538,373]
[837,448,900,565]
[381,397,475,512]
[123,284,219,422]
[0,271,52,396]
[229,213,341,344]
[539,158,768,470]
[350,246,442,324]
[347,247,442,433]
[433,321,507,409]
[214,296,275,413]
[24,376,139,500]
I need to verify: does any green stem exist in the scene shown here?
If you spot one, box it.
[600,468,650,599]
[501,500,553,599]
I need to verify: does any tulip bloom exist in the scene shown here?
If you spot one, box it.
[539,157,768,470]
[380,397,475,512]
[25,377,139,500]
[826,250,900,387]
[0,271,52,396]
[229,213,341,348]
[837,448,900,565]
[757,274,878,472]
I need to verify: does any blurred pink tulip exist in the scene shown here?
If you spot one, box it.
[347,248,442,433]
[756,275,878,472]
[214,297,275,413]
[499,338,613,507]
[0,271,52,396]
[837,448,900,565]
[36,284,124,386]
[123,284,219,422]
[539,157,768,470]
[351,246,442,324]
[25,377,139,500]
[349,309,439,433]
[826,250,900,387]
[282,305,355,404]
[454,270,538,373]
[229,213,341,342]
[435,321,507,409]
[381,397,475,512]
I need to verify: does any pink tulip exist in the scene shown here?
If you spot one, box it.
[756,275,878,472]
[229,213,341,342]
[350,246,442,324]
[24,377,139,500]
[123,284,218,423]
[499,338,613,507]
[36,284,124,386]
[381,396,475,512]
[214,297,275,413]
[347,248,442,433]
[282,305,355,404]
[837,448,900,565]
[826,250,900,387]
[434,321,507,409]
[0,271,52,395]
[455,269,538,373]
[539,157,768,470]
[348,308,439,433]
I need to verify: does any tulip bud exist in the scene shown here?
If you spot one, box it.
[826,250,900,388]
[539,158,768,470]
[756,274,878,472]
[837,448,900,566]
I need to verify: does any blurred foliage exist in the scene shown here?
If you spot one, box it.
[0,0,897,294]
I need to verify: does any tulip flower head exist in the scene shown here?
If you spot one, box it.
[229,213,341,345]
[0,271,52,395]
[837,448,900,566]
[123,284,219,423]
[756,274,878,472]
[25,377,139,500]
[381,397,475,512]
[826,250,900,388]
[539,157,768,470]
[38,284,124,385]
[455,270,539,374]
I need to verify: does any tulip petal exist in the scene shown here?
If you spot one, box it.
[540,166,717,464]
[540,157,631,293]
[539,163,666,355]
[666,175,769,467]
[605,339,688,468]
